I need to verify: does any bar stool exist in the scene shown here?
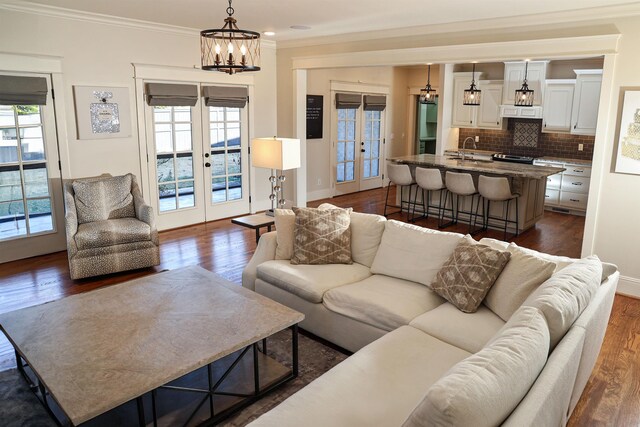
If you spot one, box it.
[477,175,520,241]
[384,163,417,221]
[442,171,481,233]
[411,167,448,223]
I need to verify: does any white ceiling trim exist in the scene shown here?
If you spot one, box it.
[0,0,277,48]
[278,3,640,49]
[292,34,620,70]
[132,63,255,85]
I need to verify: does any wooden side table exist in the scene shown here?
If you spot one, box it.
[231,213,276,243]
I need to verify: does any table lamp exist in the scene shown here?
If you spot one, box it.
[251,137,301,216]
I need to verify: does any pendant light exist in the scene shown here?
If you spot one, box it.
[419,64,437,104]
[463,63,481,106]
[200,0,261,74]
[515,60,534,106]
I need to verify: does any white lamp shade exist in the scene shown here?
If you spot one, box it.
[251,137,301,170]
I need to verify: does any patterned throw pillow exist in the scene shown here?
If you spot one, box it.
[430,240,511,313]
[291,207,352,265]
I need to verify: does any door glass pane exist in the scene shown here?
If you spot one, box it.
[0,128,18,163]
[24,165,49,198]
[0,167,22,202]
[346,162,355,181]
[27,198,53,233]
[364,108,382,179]
[337,121,346,140]
[0,104,54,240]
[337,142,345,162]
[178,181,195,208]
[371,159,379,177]
[346,141,355,161]
[153,106,195,213]
[363,160,370,178]
[20,127,45,161]
[209,106,244,205]
[372,140,379,158]
[337,164,345,182]
[364,141,371,159]
[158,183,177,212]
[0,200,26,239]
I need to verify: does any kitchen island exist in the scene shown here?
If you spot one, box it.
[389,154,565,233]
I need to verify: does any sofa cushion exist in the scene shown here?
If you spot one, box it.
[291,207,352,265]
[429,239,511,313]
[72,174,135,224]
[484,246,556,321]
[274,209,295,260]
[410,303,505,353]
[75,218,151,250]
[349,211,386,267]
[370,220,464,287]
[249,326,472,427]
[256,260,370,303]
[403,306,550,427]
[323,275,446,332]
[523,255,602,349]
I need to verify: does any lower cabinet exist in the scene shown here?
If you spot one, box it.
[535,159,592,215]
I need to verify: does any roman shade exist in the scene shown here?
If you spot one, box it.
[203,86,248,108]
[145,83,198,106]
[335,93,361,109]
[0,75,48,105]
[363,95,386,111]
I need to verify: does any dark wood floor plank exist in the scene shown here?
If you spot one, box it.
[0,186,636,426]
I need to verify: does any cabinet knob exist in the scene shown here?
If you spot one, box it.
[574,124,577,129]
[497,121,499,125]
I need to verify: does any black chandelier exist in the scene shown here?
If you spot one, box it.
[515,60,534,106]
[200,0,261,74]
[419,64,437,104]
[463,63,481,106]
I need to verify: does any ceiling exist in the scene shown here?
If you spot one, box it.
[16,0,640,41]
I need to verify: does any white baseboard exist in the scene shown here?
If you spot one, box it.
[307,189,334,202]
[616,275,640,298]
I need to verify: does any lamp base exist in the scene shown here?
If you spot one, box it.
[265,209,275,217]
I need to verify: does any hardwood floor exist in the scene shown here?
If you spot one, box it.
[0,186,637,425]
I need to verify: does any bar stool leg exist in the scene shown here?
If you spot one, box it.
[503,199,511,241]
[384,182,392,217]
[515,197,520,237]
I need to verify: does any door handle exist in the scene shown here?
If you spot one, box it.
[204,153,210,158]
[205,162,211,168]
[361,141,365,146]
[360,149,365,153]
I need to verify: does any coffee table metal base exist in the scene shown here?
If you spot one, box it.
[14,325,299,427]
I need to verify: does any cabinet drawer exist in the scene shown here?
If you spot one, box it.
[561,176,590,193]
[559,191,588,210]
[546,174,562,189]
[564,165,591,177]
[545,189,560,205]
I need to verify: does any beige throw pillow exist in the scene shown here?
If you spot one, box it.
[274,209,295,260]
[430,239,511,313]
[291,207,352,265]
[484,246,556,321]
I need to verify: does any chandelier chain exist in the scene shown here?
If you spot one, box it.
[226,0,234,17]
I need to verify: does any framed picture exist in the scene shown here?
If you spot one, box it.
[615,90,640,174]
[306,95,323,139]
[73,86,131,140]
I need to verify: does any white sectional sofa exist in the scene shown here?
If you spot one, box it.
[242,209,618,426]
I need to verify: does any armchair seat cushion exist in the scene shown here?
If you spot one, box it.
[75,218,151,250]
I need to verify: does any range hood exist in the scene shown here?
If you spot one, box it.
[500,105,543,119]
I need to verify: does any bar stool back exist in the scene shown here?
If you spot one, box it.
[412,167,447,222]
[477,175,520,241]
[443,171,481,233]
[384,163,417,220]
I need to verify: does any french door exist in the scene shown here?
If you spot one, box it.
[0,74,65,263]
[145,85,250,230]
[334,98,385,196]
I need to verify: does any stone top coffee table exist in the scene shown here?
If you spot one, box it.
[0,265,304,426]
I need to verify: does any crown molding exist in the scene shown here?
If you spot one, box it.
[277,3,639,49]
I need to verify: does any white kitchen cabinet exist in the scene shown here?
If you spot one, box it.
[571,70,602,135]
[534,159,592,214]
[476,82,505,129]
[542,81,575,132]
[500,105,543,119]
[502,61,548,106]
[451,73,503,130]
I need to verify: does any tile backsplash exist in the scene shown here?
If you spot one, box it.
[458,119,595,160]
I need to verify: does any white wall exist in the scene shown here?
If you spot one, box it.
[0,7,277,208]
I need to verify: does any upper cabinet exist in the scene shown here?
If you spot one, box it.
[502,61,548,106]
[542,81,575,132]
[571,70,603,135]
[451,73,504,130]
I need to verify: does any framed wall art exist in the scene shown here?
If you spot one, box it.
[615,90,640,175]
[73,86,131,140]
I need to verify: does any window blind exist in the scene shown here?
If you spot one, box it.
[145,83,198,106]
[335,93,362,109]
[203,86,248,108]
[363,95,386,111]
[0,75,48,105]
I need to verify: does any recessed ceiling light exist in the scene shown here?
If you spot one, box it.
[263,31,276,36]
[290,25,311,30]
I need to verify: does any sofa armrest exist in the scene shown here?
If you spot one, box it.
[242,231,277,291]
[130,174,159,245]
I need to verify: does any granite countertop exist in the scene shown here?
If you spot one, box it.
[537,156,593,166]
[444,148,496,156]
[390,154,565,179]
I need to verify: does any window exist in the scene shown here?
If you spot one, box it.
[336,108,357,183]
[363,110,381,178]
[0,105,53,240]
[209,106,242,203]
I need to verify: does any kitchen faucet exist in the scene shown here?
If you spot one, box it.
[461,137,477,162]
